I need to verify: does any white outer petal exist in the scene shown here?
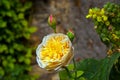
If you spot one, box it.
[36,33,73,70]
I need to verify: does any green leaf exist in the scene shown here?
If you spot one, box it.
[0,21,7,28]
[0,44,8,53]
[13,43,24,51]
[28,27,37,33]
[77,71,84,77]
[59,64,84,80]
[23,33,30,39]
[2,60,8,67]
[26,49,32,58]
[9,48,14,54]
[8,62,14,69]
[24,58,31,65]
[0,67,4,76]
[24,2,32,10]
[19,56,25,62]
[71,70,84,78]
[20,20,28,27]
[68,64,74,70]
[59,69,70,80]
[76,52,120,80]
[25,66,32,71]
[18,13,24,19]
[79,77,86,80]
[6,11,13,17]
[2,0,11,9]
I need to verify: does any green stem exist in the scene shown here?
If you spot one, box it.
[73,58,77,80]
[54,28,56,33]
[62,66,73,79]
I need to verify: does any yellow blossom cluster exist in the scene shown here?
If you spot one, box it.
[86,8,110,26]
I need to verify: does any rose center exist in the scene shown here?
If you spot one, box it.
[40,35,70,63]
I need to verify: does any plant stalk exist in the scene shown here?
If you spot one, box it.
[73,58,77,80]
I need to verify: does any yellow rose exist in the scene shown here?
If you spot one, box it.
[36,33,73,71]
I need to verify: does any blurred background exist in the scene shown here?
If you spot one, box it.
[0,0,120,80]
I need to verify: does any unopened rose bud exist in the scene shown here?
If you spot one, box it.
[67,29,75,42]
[48,14,57,32]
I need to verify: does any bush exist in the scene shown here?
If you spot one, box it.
[0,0,36,80]
[86,2,120,53]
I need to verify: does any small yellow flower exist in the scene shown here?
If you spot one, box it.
[112,34,119,40]
[89,9,93,14]
[102,15,108,21]
[97,16,102,22]
[100,8,105,15]
[36,33,73,71]
[93,14,97,19]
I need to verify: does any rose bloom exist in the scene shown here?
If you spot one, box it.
[36,33,73,71]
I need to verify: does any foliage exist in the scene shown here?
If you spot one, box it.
[59,52,120,80]
[59,64,86,80]
[59,2,120,80]
[76,52,120,80]
[0,0,37,80]
[86,2,120,53]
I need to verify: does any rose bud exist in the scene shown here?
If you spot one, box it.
[67,29,75,42]
[48,14,57,32]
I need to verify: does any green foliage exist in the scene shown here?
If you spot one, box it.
[59,2,120,80]
[86,2,120,51]
[85,2,120,80]
[76,52,120,80]
[0,0,37,80]
[59,64,86,80]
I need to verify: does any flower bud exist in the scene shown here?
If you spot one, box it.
[48,14,57,31]
[67,29,75,42]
